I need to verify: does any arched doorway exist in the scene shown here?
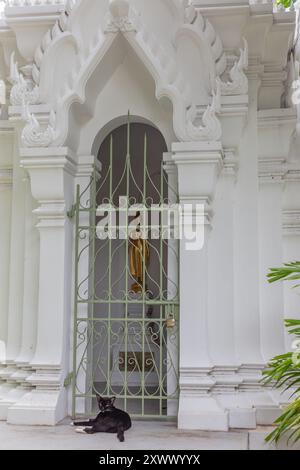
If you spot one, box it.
[72,118,179,419]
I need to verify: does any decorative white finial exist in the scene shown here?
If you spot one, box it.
[186,81,222,141]
[0,80,6,106]
[109,0,130,18]
[9,52,40,106]
[217,38,249,96]
[21,101,56,148]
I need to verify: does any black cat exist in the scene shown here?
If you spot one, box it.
[73,396,132,442]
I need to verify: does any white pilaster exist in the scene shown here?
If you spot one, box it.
[6,177,39,422]
[208,149,244,424]
[233,69,278,427]
[256,163,288,422]
[173,141,228,431]
[258,166,286,361]
[0,133,26,420]
[282,169,300,348]
[8,147,76,425]
[0,164,13,392]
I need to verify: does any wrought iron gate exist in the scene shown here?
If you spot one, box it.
[72,120,179,419]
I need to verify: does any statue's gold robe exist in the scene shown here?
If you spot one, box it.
[129,238,150,293]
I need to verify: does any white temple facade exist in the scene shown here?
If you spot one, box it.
[0,0,299,431]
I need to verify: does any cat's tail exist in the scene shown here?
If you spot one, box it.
[117,426,125,442]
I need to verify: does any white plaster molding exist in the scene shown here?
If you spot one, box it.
[258,157,287,184]
[9,52,40,106]
[284,52,299,108]
[179,367,215,394]
[31,0,77,85]
[21,102,56,147]
[223,148,238,176]
[176,9,227,80]
[211,366,242,395]
[3,0,66,7]
[237,364,266,392]
[217,39,249,96]
[22,0,230,144]
[28,0,190,144]
[0,167,13,188]
[282,210,300,236]
[284,167,300,183]
[178,367,228,431]
[0,80,6,113]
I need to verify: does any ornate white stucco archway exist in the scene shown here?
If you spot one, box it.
[16,0,249,149]
[3,0,267,430]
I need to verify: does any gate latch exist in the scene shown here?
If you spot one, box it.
[67,204,77,219]
[64,372,74,388]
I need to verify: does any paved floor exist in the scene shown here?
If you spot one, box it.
[1,421,300,450]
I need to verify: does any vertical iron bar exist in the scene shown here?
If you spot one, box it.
[90,168,97,406]
[142,132,147,417]
[124,113,130,412]
[159,160,164,416]
[107,135,113,397]
[72,184,80,418]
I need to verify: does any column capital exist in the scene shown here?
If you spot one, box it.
[163,152,177,176]
[0,167,13,189]
[172,141,223,206]
[282,210,300,237]
[20,147,76,222]
[172,140,223,156]
[258,157,287,184]
[223,148,238,177]
[76,155,102,179]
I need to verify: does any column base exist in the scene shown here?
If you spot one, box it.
[0,384,26,420]
[7,385,67,426]
[178,394,228,431]
[216,391,257,429]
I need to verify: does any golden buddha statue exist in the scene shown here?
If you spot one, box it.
[129,213,150,294]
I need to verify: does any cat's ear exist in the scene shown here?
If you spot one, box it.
[96,394,102,404]
[111,396,116,405]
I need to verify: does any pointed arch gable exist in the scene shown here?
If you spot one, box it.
[33,0,225,145]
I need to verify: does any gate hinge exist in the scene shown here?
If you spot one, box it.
[64,372,74,388]
[67,204,77,219]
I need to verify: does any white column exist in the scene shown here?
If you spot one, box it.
[208,150,244,424]
[233,71,277,427]
[256,166,289,419]
[0,166,13,390]
[258,172,285,361]
[8,147,76,425]
[0,142,26,420]
[282,171,300,348]
[173,141,228,431]
[6,177,40,421]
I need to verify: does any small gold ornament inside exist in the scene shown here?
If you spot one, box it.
[166,315,176,329]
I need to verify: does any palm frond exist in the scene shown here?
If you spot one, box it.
[264,261,300,446]
[268,262,300,284]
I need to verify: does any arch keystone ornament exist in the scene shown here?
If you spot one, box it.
[105,0,138,33]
